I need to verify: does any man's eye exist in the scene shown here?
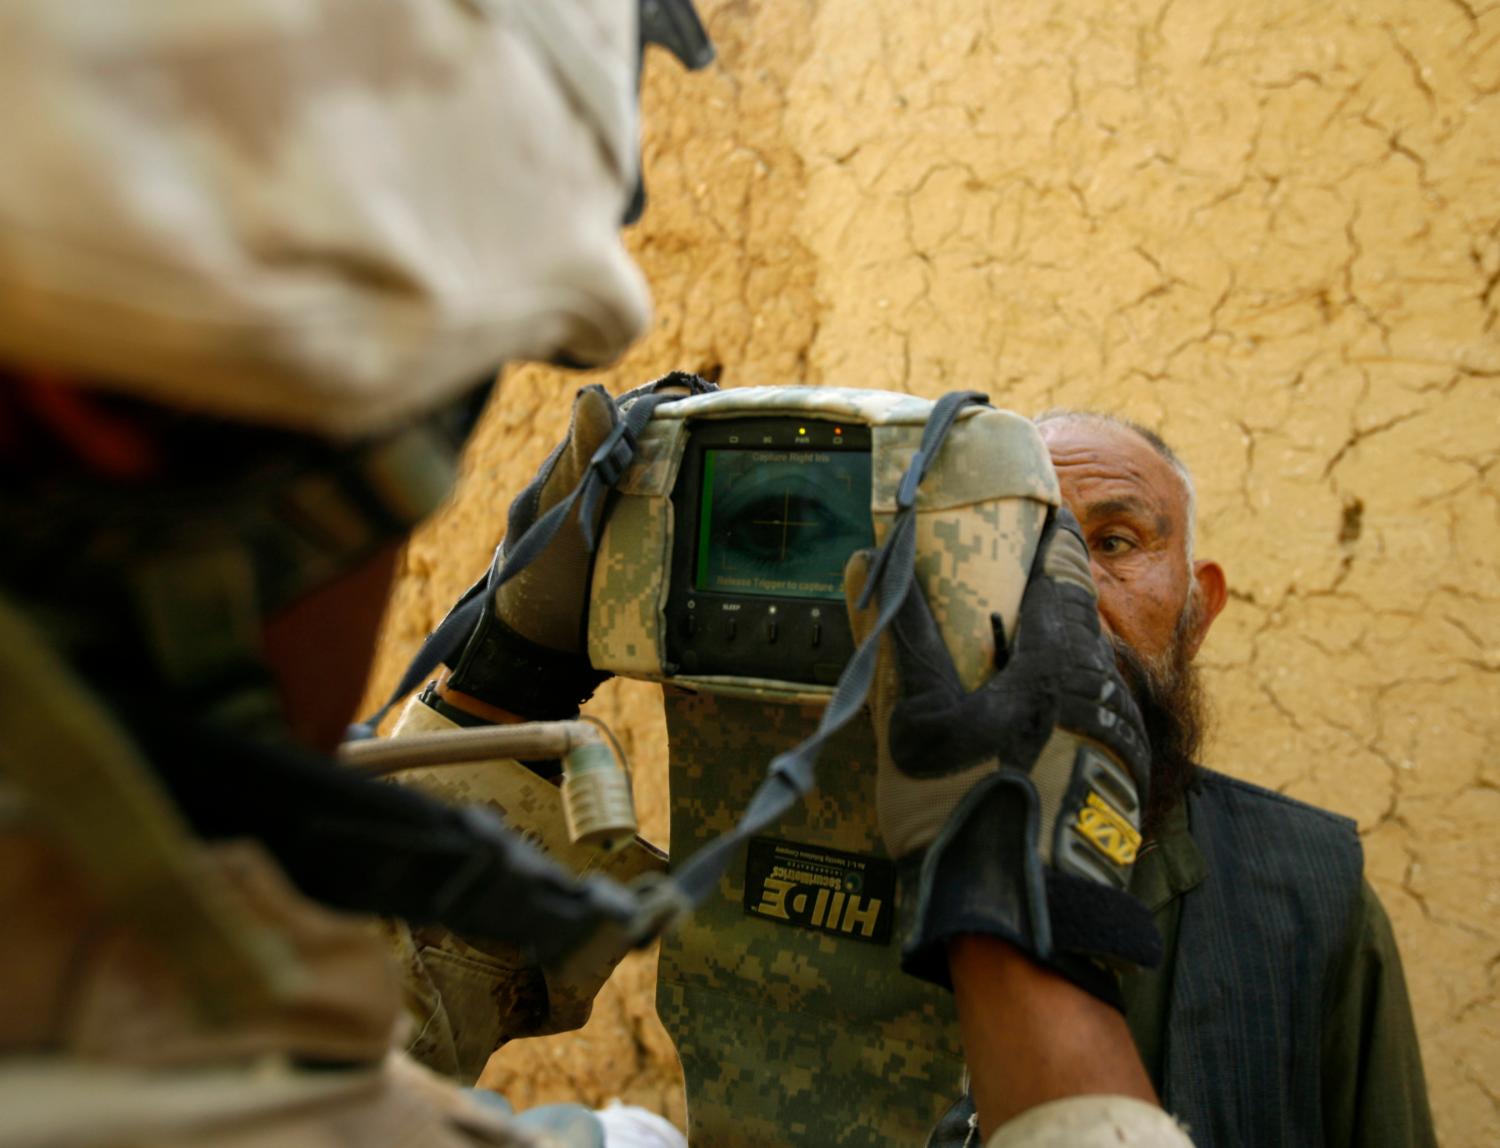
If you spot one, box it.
[1095,534,1135,557]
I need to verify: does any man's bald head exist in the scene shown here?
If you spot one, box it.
[1035,410,1197,562]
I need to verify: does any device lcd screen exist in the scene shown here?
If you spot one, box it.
[694,448,874,599]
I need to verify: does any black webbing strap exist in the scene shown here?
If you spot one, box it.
[670,390,988,904]
[347,564,493,739]
[120,695,641,965]
[492,391,678,589]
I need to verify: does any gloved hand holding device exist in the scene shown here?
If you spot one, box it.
[365,376,715,1070]
[434,374,717,726]
[437,384,622,722]
[849,507,1162,1006]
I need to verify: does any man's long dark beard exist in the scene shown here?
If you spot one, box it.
[1111,595,1209,841]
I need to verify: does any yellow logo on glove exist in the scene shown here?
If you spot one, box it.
[1077,791,1142,866]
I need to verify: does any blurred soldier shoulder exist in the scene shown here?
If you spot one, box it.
[0,1,708,1146]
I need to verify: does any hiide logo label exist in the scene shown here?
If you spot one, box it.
[743,837,895,945]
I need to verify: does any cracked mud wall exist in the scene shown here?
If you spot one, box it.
[364,2,1499,1141]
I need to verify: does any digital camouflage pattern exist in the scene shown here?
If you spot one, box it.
[588,417,689,680]
[866,412,1056,692]
[590,388,1059,694]
[587,388,1061,1145]
[658,692,965,1146]
[384,699,667,1084]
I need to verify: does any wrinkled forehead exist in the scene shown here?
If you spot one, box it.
[1038,419,1191,532]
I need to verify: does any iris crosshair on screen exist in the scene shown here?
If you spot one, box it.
[665,418,873,684]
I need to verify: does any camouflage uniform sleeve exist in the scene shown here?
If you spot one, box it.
[1319,879,1437,1148]
[984,1096,1194,1147]
[379,699,669,1084]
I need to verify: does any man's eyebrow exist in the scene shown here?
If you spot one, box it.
[1080,496,1176,538]
[1080,496,1151,519]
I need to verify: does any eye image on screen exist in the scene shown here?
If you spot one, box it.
[695,448,873,599]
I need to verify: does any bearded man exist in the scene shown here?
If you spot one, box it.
[1026,410,1435,1147]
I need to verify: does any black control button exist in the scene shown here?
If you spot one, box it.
[810,622,822,647]
[725,617,737,641]
[685,614,697,638]
[767,619,779,643]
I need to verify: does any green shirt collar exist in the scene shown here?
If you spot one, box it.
[1129,794,1208,913]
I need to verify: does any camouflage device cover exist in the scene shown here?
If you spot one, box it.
[586,387,1059,1146]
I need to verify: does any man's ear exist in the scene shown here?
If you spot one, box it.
[1187,559,1227,658]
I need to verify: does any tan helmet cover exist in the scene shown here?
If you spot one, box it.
[0,0,650,438]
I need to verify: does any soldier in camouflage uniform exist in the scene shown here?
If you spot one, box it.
[394,380,1195,1148]
[0,2,702,1146]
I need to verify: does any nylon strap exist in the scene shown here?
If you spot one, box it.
[670,390,989,904]
[347,564,492,739]
[493,391,679,587]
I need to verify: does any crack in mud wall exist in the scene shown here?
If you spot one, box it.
[365,2,1499,1140]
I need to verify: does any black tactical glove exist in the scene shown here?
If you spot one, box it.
[852,508,1161,1006]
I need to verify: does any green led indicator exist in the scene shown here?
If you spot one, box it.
[695,450,716,589]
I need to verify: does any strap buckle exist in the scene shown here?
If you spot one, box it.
[589,420,638,488]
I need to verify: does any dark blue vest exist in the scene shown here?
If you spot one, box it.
[927,770,1364,1147]
[1159,771,1363,1146]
